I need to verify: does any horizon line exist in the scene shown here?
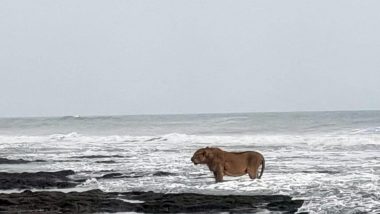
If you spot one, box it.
[1,109,379,119]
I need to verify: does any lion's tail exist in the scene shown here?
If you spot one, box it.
[258,158,265,179]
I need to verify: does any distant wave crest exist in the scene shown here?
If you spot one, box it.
[1,132,380,147]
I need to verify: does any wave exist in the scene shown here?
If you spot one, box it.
[1,132,380,147]
[60,115,83,120]
[349,126,380,134]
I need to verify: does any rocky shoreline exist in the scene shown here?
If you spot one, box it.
[0,158,46,164]
[0,189,304,213]
[0,170,80,190]
[0,158,305,213]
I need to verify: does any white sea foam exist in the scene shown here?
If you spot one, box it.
[0,132,379,213]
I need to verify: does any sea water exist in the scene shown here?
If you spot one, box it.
[0,111,379,213]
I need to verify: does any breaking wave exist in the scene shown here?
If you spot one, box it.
[1,130,380,213]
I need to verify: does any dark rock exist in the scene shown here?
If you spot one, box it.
[0,189,304,213]
[95,160,117,164]
[152,171,177,176]
[71,155,124,159]
[145,137,162,142]
[101,173,123,179]
[301,170,340,174]
[267,199,305,212]
[54,160,82,162]
[121,192,304,213]
[80,170,115,173]
[99,171,181,179]
[0,158,47,164]
[0,170,78,190]
[0,158,29,164]
[99,173,143,179]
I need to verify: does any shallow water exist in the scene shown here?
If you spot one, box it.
[0,111,379,213]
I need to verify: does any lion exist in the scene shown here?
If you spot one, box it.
[191,147,265,183]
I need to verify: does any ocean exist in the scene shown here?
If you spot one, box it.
[0,111,379,213]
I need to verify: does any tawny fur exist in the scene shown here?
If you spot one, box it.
[191,147,265,183]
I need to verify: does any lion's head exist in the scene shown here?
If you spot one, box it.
[191,147,222,165]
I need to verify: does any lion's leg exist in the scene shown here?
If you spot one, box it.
[214,166,224,183]
[215,172,223,183]
[248,167,258,180]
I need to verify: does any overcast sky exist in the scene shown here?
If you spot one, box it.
[1,0,380,117]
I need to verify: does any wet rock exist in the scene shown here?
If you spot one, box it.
[267,199,305,212]
[71,155,124,159]
[0,189,304,213]
[120,192,304,213]
[0,158,46,164]
[152,171,177,176]
[145,137,162,142]
[0,170,78,190]
[99,173,143,179]
[101,173,123,179]
[99,171,178,179]
[95,160,117,164]
[0,158,29,164]
[301,170,340,174]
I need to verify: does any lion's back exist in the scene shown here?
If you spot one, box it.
[226,151,263,165]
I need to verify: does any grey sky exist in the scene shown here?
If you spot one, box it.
[1,0,380,117]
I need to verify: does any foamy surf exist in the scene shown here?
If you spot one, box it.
[0,132,379,213]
